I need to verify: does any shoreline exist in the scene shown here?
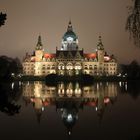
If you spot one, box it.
[13,74,128,82]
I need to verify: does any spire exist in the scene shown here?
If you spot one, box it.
[36,35,43,50]
[67,20,73,32]
[97,36,104,50]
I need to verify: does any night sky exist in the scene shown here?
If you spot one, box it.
[0,0,140,64]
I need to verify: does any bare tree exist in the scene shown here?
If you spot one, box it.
[126,0,140,47]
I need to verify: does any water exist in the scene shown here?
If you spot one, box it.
[0,81,140,140]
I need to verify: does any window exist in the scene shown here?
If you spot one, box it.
[58,63,65,70]
[47,65,50,69]
[75,63,81,70]
[52,65,55,69]
[89,65,92,69]
[66,63,73,70]
[84,65,88,69]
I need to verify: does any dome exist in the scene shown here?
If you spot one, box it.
[63,30,77,41]
[62,21,78,41]
[61,21,79,51]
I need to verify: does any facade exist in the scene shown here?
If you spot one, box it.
[22,21,117,76]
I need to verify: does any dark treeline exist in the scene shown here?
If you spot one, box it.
[0,56,22,81]
[120,60,140,80]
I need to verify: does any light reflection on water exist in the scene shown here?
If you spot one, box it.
[0,81,140,140]
[22,81,118,131]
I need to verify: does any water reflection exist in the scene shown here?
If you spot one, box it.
[22,81,118,134]
[0,81,140,139]
[0,82,21,116]
[119,81,140,98]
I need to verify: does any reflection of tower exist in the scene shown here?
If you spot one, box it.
[96,83,107,124]
[97,106,105,124]
[35,108,42,123]
[33,83,44,123]
[33,98,44,123]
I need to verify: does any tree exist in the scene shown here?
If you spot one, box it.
[126,0,140,47]
[0,56,22,80]
[127,60,140,78]
[0,12,7,27]
[0,82,21,116]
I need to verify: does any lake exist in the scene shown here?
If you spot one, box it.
[0,81,140,140]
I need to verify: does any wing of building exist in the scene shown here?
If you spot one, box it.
[22,21,118,76]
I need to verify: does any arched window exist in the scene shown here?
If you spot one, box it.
[66,63,73,70]
[75,63,82,70]
[47,65,50,69]
[84,65,88,69]
[58,63,65,70]
[52,64,55,69]
[89,65,92,69]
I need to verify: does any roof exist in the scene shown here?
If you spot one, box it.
[56,50,84,58]
[44,53,56,59]
[63,31,78,41]
[84,53,97,59]
[62,21,78,41]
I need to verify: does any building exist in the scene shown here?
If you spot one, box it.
[22,21,117,76]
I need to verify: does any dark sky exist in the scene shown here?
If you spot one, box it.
[0,0,140,64]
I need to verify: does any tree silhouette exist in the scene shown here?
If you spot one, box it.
[0,82,21,116]
[0,56,22,80]
[0,12,7,27]
[126,0,140,47]
[120,60,140,80]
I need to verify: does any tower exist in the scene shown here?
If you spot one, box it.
[61,21,79,50]
[97,36,105,62]
[35,35,44,61]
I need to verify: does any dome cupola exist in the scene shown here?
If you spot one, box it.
[61,21,79,50]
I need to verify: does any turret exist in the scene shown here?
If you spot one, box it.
[35,35,44,61]
[67,20,73,31]
[36,35,43,50]
[97,36,105,62]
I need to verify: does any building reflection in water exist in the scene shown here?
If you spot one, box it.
[22,81,118,135]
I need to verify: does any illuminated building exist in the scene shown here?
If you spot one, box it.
[22,21,118,76]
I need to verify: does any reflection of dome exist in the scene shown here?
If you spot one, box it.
[61,109,78,136]
[67,114,73,123]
